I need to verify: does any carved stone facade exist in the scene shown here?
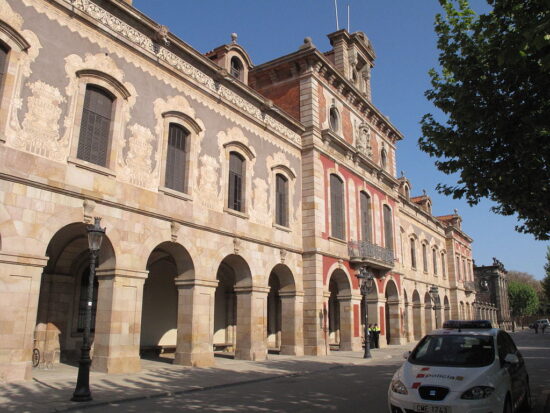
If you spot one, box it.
[474,258,512,330]
[0,0,478,384]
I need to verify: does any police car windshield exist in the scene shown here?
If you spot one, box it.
[409,334,495,367]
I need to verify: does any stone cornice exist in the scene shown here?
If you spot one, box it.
[53,0,303,146]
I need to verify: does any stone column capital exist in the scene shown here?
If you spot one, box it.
[96,268,149,280]
[174,278,218,289]
[279,290,305,298]
[234,285,270,294]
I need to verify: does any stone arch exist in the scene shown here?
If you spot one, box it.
[444,296,451,322]
[384,279,400,345]
[412,290,422,339]
[140,241,195,358]
[35,222,116,368]
[266,264,302,355]
[327,268,353,350]
[403,289,412,342]
[213,254,262,360]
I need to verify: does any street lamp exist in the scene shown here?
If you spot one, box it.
[357,266,375,359]
[72,217,105,402]
[429,285,439,328]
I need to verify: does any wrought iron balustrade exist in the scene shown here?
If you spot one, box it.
[348,240,395,268]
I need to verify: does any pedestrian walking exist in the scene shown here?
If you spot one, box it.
[534,323,539,334]
[542,323,547,334]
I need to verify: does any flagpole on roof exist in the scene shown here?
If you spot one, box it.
[334,0,339,30]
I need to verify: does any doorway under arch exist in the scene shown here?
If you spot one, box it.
[327,269,352,350]
[385,280,400,345]
[35,222,116,368]
[412,290,422,339]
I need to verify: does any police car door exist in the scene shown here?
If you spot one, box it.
[497,331,525,407]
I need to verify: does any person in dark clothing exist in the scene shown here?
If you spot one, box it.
[372,323,380,348]
[534,323,539,334]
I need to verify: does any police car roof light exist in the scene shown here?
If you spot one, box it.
[442,320,492,329]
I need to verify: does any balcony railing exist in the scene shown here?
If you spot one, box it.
[348,240,395,269]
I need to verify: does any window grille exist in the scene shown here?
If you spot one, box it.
[0,42,8,92]
[383,205,393,251]
[330,174,345,239]
[275,174,288,227]
[165,123,189,193]
[77,85,114,167]
[360,192,372,242]
[230,57,243,80]
[228,152,244,211]
[410,239,417,269]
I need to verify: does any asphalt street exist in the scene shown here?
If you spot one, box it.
[69,330,549,413]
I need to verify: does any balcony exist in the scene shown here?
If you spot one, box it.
[348,240,395,270]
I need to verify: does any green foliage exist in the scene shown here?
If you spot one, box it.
[508,280,539,317]
[542,246,550,304]
[420,0,550,240]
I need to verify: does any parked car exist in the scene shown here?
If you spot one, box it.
[529,319,549,329]
[388,320,531,413]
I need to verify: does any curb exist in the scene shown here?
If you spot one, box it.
[50,364,349,412]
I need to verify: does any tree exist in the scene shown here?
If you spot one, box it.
[508,281,539,326]
[542,247,550,309]
[508,270,546,314]
[420,0,550,240]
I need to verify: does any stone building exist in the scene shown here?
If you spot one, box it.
[474,258,512,329]
[0,0,475,383]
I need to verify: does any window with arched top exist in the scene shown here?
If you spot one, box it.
[228,151,245,212]
[383,205,393,251]
[381,148,387,169]
[404,185,410,200]
[165,123,190,193]
[410,238,417,269]
[329,107,339,132]
[433,248,438,275]
[360,191,372,242]
[441,253,446,278]
[275,173,289,227]
[230,56,243,80]
[426,201,432,214]
[77,85,115,167]
[0,42,8,92]
[422,243,428,272]
[330,174,345,239]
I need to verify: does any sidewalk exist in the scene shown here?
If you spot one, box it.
[1,343,415,413]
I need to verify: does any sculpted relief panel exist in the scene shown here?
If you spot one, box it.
[197,154,221,210]
[12,81,66,160]
[118,123,157,189]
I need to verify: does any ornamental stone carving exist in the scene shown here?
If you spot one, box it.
[53,0,300,146]
[355,123,372,157]
[12,81,67,161]
[251,178,269,223]
[197,155,221,210]
[118,124,158,189]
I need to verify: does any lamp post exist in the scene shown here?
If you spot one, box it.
[72,217,105,402]
[429,285,439,328]
[357,266,375,359]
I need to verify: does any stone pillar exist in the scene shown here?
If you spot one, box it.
[92,268,147,374]
[405,302,414,342]
[279,292,304,356]
[413,303,424,340]
[337,295,361,351]
[0,252,47,382]
[174,278,217,367]
[234,286,269,361]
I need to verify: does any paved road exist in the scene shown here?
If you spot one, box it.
[77,330,549,413]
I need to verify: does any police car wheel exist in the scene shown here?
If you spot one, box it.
[518,382,532,412]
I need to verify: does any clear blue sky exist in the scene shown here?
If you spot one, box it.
[133,0,549,280]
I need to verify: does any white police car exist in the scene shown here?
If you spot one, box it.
[388,320,531,413]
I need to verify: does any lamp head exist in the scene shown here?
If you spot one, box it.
[87,217,106,252]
